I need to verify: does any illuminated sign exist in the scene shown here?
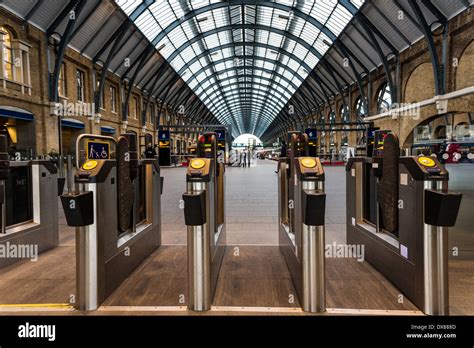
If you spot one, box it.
[373,130,390,157]
[158,130,170,148]
[158,130,170,141]
[216,130,226,141]
[305,128,317,140]
[86,140,110,160]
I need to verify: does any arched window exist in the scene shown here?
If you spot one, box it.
[355,96,367,119]
[355,96,367,145]
[455,122,470,139]
[434,125,446,140]
[1,27,13,80]
[145,133,153,146]
[1,26,30,90]
[340,105,349,145]
[329,110,336,148]
[319,114,326,153]
[376,83,392,113]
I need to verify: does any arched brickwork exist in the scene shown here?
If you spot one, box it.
[404,62,435,104]
[456,40,474,90]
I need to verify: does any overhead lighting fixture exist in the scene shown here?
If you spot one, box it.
[197,16,208,23]
[278,14,290,20]
[210,52,219,56]
[157,43,166,51]
[270,50,279,55]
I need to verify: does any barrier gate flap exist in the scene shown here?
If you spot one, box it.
[117,137,135,233]
[377,133,399,233]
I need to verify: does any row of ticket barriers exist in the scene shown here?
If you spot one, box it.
[0,129,463,315]
[181,130,462,315]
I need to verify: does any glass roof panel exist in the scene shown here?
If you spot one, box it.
[116,0,364,135]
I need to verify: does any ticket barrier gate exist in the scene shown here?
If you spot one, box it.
[182,132,225,311]
[61,134,162,310]
[0,135,59,269]
[346,131,462,315]
[278,131,326,313]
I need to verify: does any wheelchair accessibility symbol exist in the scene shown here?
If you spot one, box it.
[86,140,110,160]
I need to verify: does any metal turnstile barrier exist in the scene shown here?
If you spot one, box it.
[0,134,59,269]
[61,133,162,311]
[182,132,225,311]
[346,131,462,315]
[278,131,326,313]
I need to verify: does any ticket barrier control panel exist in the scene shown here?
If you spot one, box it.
[182,133,225,311]
[279,131,326,313]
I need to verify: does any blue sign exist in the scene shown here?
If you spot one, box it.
[159,130,170,141]
[86,140,110,160]
[216,129,226,141]
[305,128,317,140]
[367,127,378,139]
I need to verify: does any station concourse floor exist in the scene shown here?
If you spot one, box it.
[0,160,472,315]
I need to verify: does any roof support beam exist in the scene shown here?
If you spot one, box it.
[94,22,132,114]
[408,0,447,95]
[22,0,44,27]
[357,16,398,104]
[49,0,87,102]
[142,68,166,128]
[121,47,156,121]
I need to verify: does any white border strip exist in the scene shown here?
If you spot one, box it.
[95,305,423,316]
[365,85,474,121]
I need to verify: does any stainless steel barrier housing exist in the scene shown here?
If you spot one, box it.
[0,160,58,269]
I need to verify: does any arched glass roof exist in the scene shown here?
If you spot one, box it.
[116,0,364,137]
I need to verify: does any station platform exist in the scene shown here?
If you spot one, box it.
[0,160,472,315]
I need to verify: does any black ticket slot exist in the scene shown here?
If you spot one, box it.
[182,191,207,226]
[302,191,326,226]
[60,191,94,226]
[60,158,108,227]
[424,189,462,227]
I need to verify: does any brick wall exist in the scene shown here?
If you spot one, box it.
[0,7,191,156]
